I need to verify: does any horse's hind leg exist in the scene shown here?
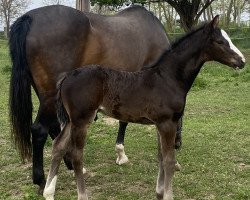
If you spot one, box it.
[175,117,183,149]
[43,123,72,200]
[32,107,73,194]
[115,121,129,165]
[31,118,48,194]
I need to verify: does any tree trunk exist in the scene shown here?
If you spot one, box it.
[158,2,162,22]
[237,5,241,27]
[226,0,234,28]
[164,0,215,32]
[76,0,90,12]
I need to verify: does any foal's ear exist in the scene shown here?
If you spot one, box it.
[211,15,220,29]
[205,15,220,33]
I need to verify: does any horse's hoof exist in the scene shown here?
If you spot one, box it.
[37,181,45,195]
[115,144,129,165]
[175,161,181,171]
[116,155,129,165]
[38,187,44,195]
[175,140,182,150]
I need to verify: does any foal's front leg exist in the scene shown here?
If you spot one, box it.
[156,121,176,200]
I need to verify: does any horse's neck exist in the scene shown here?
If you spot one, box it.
[160,32,206,92]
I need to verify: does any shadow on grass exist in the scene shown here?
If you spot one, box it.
[1,65,11,75]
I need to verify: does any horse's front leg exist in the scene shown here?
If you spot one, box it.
[156,121,176,200]
[115,121,129,165]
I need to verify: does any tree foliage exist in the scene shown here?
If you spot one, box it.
[161,0,215,32]
[91,0,147,8]
[0,0,30,37]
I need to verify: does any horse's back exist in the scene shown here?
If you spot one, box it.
[26,5,90,93]
[85,6,169,70]
[25,5,169,98]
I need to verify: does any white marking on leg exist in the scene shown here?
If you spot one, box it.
[82,167,87,174]
[163,183,173,200]
[43,175,58,200]
[60,123,65,131]
[175,161,181,171]
[78,194,88,200]
[221,29,245,63]
[156,171,164,195]
[115,144,129,165]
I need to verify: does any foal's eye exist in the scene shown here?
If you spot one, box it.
[215,40,224,45]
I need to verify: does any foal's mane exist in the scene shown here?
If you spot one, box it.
[171,22,207,49]
[150,22,208,68]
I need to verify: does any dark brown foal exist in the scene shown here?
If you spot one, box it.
[44,16,245,200]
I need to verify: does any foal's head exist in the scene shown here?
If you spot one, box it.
[203,15,245,69]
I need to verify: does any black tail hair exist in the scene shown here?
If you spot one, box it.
[56,75,70,126]
[9,15,33,162]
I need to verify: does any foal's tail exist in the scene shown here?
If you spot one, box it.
[9,15,33,162]
[56,75,70,126]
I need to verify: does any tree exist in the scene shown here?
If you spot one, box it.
[0,0,30,37]
[43,0,72,6]
[162,0,216,32]
[91,0,147,10]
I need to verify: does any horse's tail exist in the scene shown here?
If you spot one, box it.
[56,75,70,126]
[9,15,33,162]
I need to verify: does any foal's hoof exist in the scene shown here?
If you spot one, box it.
[175,161,182,171]
[156,192,163,200]
[175,140,182,150]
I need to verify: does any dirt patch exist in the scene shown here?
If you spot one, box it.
[102,117,118,126]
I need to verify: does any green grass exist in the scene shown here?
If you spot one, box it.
[0,38,249,200]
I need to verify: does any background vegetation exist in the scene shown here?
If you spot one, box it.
[0,24,249,200]
[0,0,249,199]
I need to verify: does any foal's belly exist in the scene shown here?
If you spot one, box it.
[98,106,154,125]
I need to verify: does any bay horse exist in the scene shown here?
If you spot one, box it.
[43,16,245,200]
[9,5,183,192]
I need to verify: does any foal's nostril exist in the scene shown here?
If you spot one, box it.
[239,60,245,69]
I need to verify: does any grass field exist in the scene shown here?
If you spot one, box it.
[0,37,249,200]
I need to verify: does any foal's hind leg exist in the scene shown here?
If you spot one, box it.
[115,121,129,165]
[48,119,73,171]
[71,123,89,200]
[43,123,72,200]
